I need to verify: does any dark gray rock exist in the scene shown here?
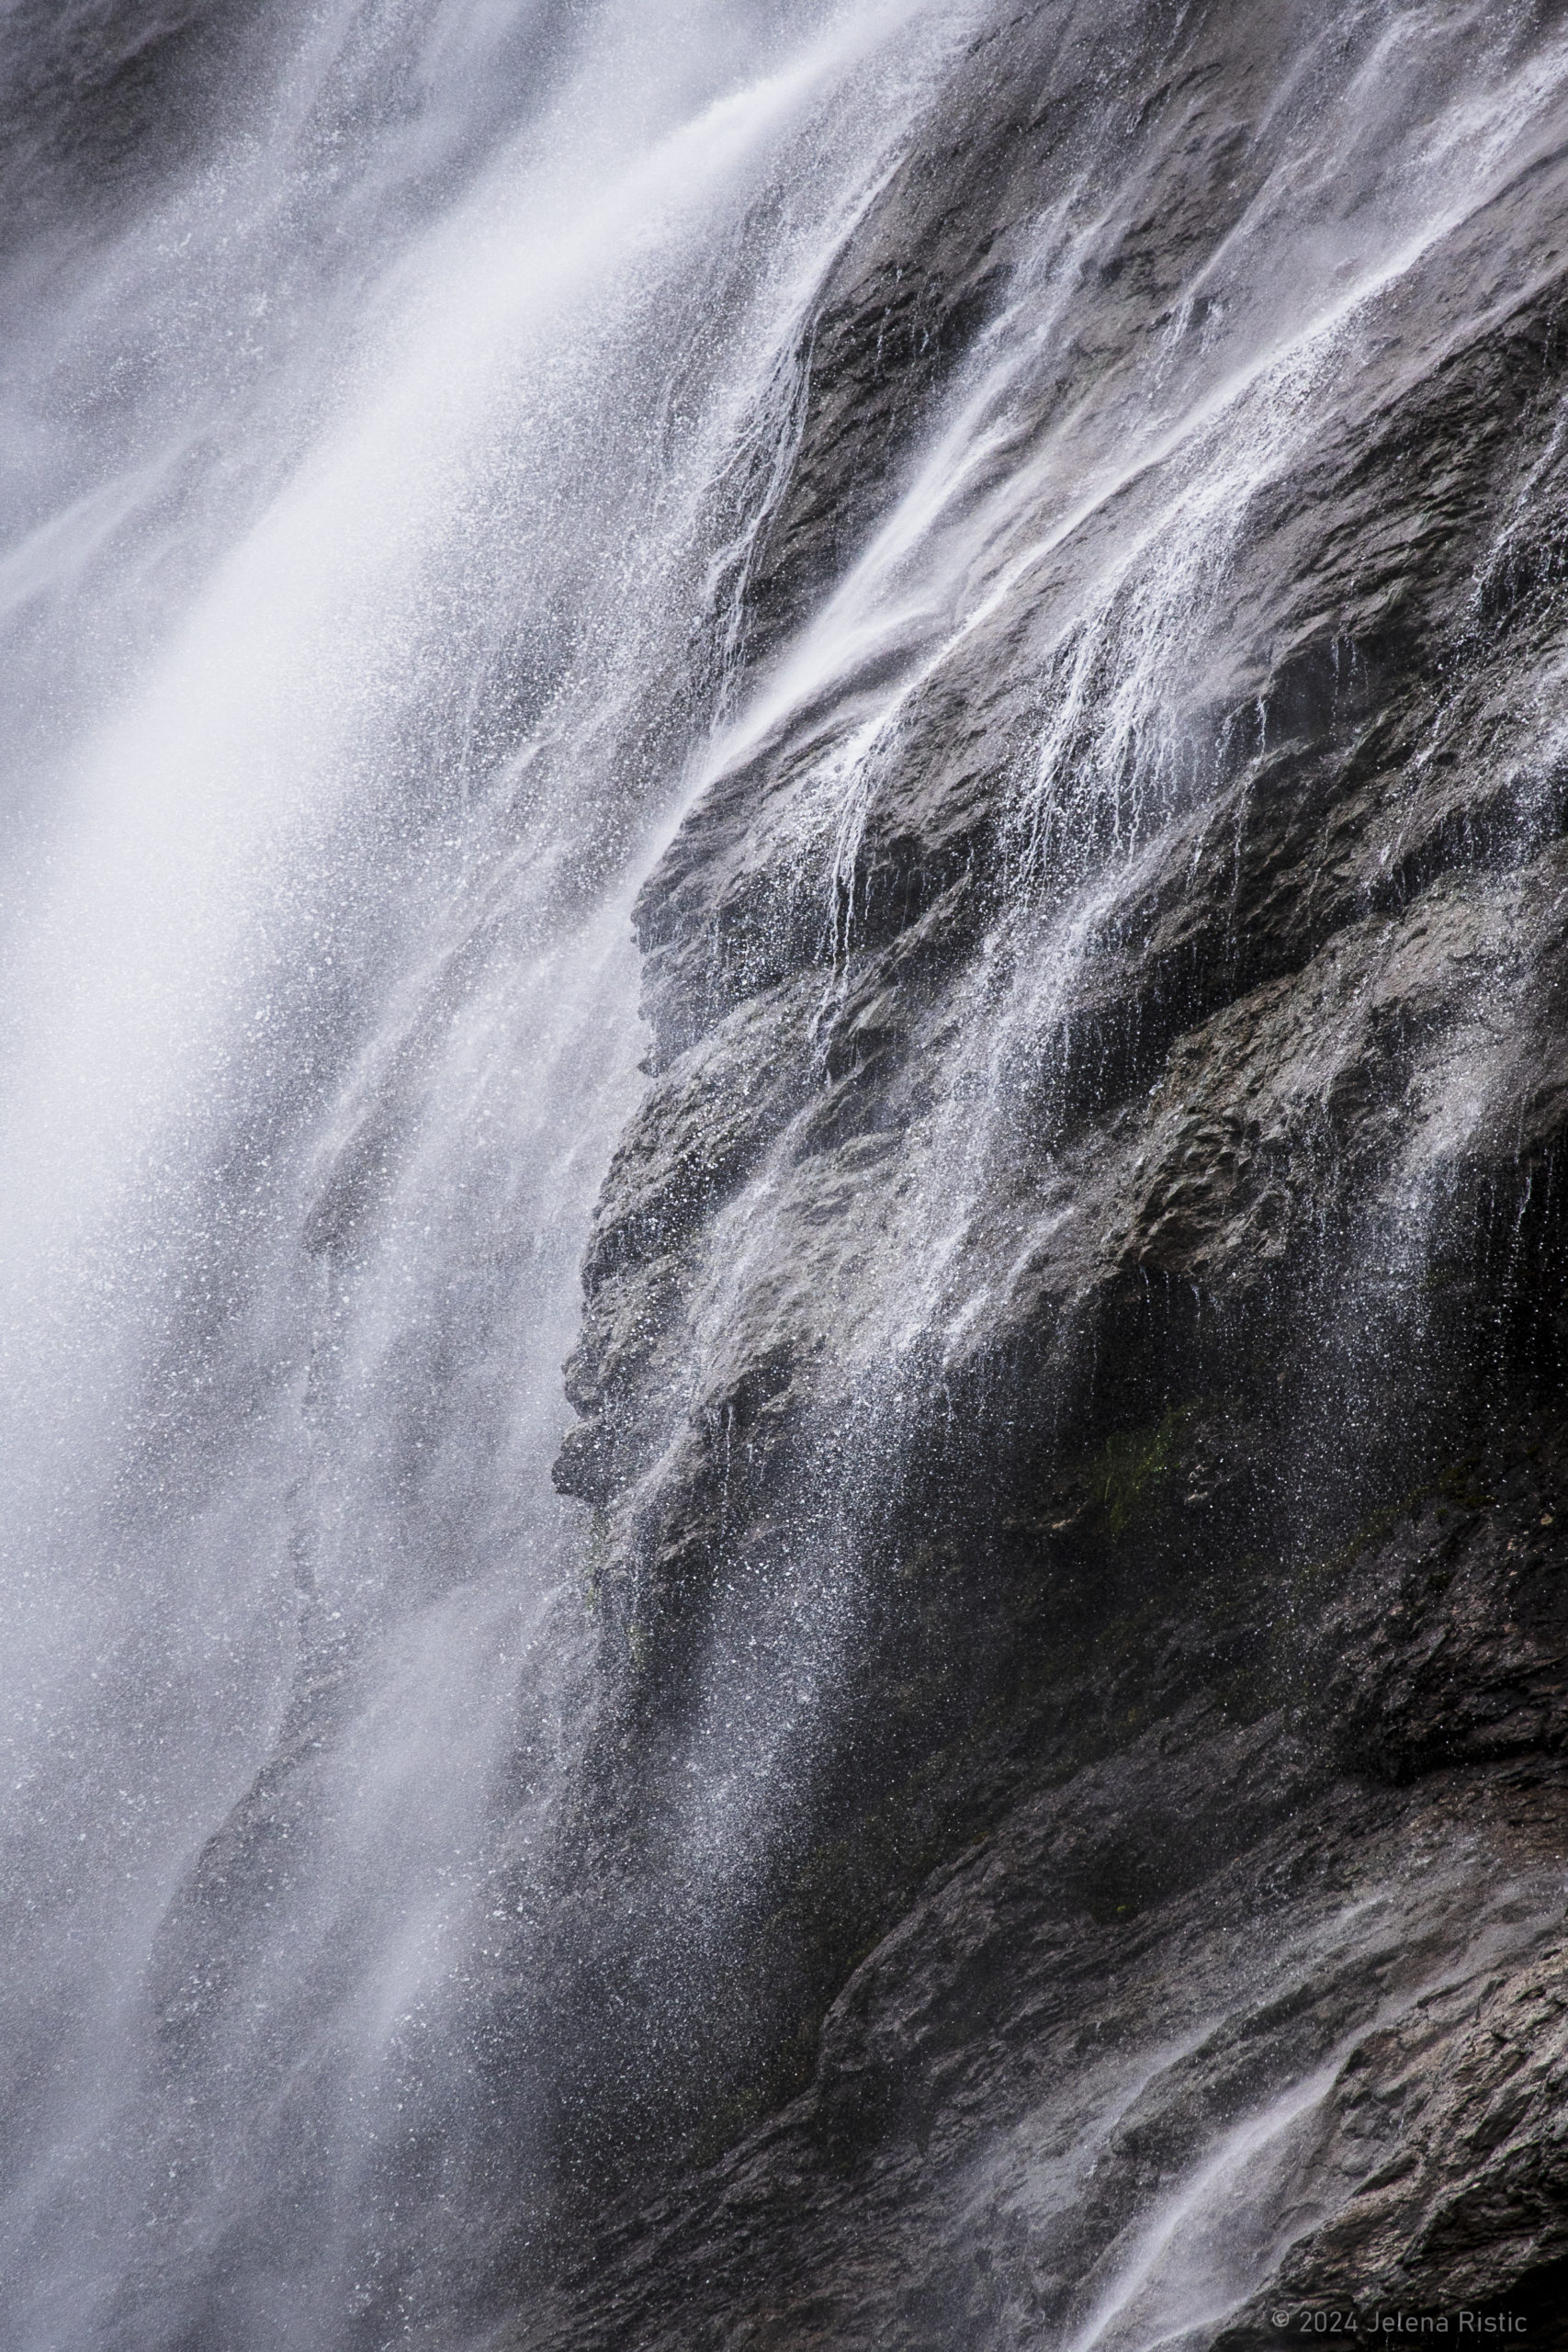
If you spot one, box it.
[536,0,1568,2339]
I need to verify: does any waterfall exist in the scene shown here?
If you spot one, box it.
[9,1,1568,2346]
[0,5,977,2343]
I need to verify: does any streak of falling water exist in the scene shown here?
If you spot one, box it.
[682,0,1568,1407]
[0,3,976,2344]
[645,0,1568,1875]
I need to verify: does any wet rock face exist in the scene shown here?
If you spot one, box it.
[533,1763,1568,2352]
[543,0,1568,2337]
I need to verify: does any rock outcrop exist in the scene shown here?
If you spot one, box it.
[534,0,1568,2338]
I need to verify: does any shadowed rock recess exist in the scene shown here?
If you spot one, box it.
[534,2,1568,2345]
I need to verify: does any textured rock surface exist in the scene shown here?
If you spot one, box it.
[536,0,1568,2340]
[533,1767,1568,2349]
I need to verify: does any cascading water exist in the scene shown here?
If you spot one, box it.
[9,1,1568,2346]
[0,5,984,2343]
[521,2,1568,2341]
